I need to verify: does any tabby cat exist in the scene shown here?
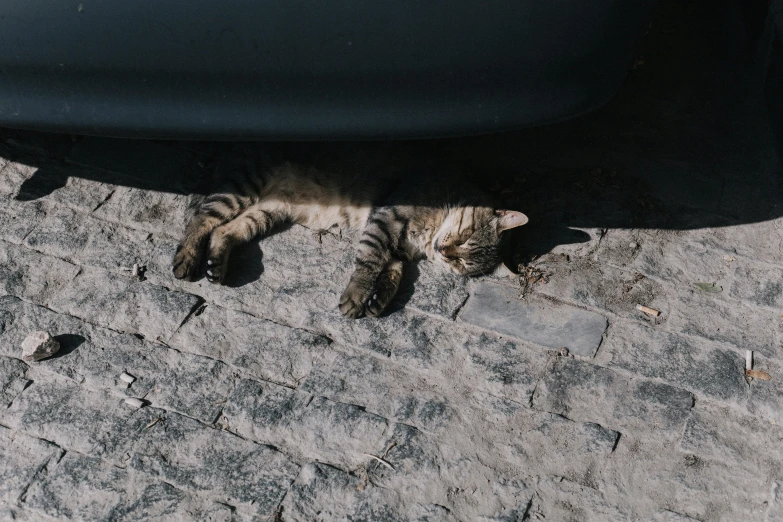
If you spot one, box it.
[172,146,528,318]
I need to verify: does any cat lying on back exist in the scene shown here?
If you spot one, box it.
[172,146,528,318]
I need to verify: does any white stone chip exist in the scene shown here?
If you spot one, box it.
[21,331,60,362]
[119,372,136,384]
[124,397,145,409]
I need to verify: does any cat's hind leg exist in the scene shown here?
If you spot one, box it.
[204,205,279,283]
[365,259,404,317]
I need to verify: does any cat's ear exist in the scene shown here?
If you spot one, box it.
[496,210,528,233]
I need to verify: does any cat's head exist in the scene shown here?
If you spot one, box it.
[433,207,528,276]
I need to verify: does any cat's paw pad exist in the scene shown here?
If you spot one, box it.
[339,287,366,319]
[204,258,226,284]
[172,246,200,281]
[365,293,385,318]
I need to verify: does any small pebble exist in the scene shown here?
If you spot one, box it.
[629,242,638,249]
[124,398,145,409]
[21,331,60,362]
[119,372,136,384]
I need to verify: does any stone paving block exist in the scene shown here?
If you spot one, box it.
[223,378,389,469]
[679,402,783,473]
[49,268,201,342]
[0,356,29,408]
[1,379,151,458]
[168,304,330,388]
[314,310,548,404]
[700,220,783,267]
[594,228,645,267]
[0,196,46,245]
[667,288,782,359]
[730,263,783,309]
[68,137,192,184]
[532,357,693,440]
[0,296,234,422]
[129,412,299,518]
[747,357,783,426]
[381,398,618,495]
[0,161,115,212]
[602,436,769,522]
[602,321,747,402]
[528,476,633,522]
[279,461,457,522]
[458,282,608,357]
[0,241,80,305]
[0,506,39,521]
[629,232,732,288]
[538,259,668,323]
[767,481,783,522]
[0,161,35,197]
[23,205,155,271]
[0,425,63,505]
[114,481,234,522]
[651,510,703,522]
[404,261,470,319]
[92,186,191,239]
[300,348,455,432]
[24,453,129,521]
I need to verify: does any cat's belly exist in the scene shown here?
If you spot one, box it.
[292,203,371,232]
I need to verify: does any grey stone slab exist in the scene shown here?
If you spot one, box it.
[168,304,330,388]
[0,161,115,212]
[0,161,35,197]
[300,348,456,432]
[129,412,299,518]
[1,379,144,456]
[603,321,747,402]
[667,289,782,359]
[92,186,191,239]
[381,398,618,488]
[223,378,389,469]
[458,282,608,357]
[0,196,46,245]
[0,356,29,408]
[280,462,458,522]
[747,358,783,425]
[24,453,129,521]
[532,357,693,440]
[629,232,732,288]
[23,205,155,271]
[537,260,669,323]
[68,137,192,183]
[527,476,633,522]
[0,296,234,422]
[679,403,783,472]
[405,261,470,319]
[115,481,235,522]
[730,263,783,309]
[767,481,783,522]
[0,425,63,505]
[312,309,548,404]
[0,240,80,306]
[651,510,703,522]
[49,268,201,342]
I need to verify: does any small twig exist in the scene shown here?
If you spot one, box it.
[144,417,163,430]
[635,304,660,317]
[363,453,395,470]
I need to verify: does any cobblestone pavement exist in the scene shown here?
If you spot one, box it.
[2,2,783,521]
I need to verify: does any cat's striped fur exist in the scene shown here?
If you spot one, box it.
[173,146,528,318]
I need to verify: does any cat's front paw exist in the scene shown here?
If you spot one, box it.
[339,279,373,319]
[172,245,201,281]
